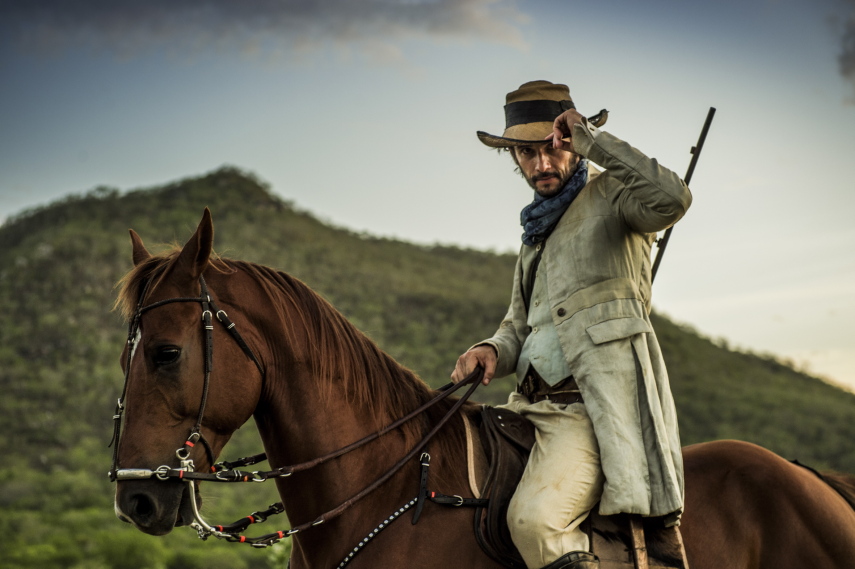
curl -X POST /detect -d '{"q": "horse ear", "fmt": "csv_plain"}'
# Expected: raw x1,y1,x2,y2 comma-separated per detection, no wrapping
175,208,214,280
129,229,151,266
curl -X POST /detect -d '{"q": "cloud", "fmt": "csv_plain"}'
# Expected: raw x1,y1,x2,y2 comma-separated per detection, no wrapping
0,0,528,60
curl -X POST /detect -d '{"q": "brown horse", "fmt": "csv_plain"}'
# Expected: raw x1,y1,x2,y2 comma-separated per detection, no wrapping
112,209,855,569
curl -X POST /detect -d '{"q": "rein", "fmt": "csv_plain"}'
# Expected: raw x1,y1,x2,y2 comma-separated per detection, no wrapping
110,275,483,550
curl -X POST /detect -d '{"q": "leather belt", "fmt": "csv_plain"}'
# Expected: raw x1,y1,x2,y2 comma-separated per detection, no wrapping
518,367,583,405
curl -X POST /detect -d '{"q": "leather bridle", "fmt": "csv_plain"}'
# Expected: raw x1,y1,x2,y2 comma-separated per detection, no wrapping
109,275,482,550
109,275,263,484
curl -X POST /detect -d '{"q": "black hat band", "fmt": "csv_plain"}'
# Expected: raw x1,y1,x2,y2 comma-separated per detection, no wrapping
504,99,576,129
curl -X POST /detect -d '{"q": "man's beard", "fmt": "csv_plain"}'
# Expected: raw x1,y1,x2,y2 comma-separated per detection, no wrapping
525,164,576,198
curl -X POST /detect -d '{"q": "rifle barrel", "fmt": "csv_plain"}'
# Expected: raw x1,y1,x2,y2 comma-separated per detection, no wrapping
651,106,716,283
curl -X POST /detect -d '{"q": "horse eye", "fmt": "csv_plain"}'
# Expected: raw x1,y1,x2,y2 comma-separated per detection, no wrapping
152,346,181,366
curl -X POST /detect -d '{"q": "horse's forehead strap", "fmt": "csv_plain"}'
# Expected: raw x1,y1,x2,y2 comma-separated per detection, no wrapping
135,274,208,316
136,296,204,318
128,277,263,375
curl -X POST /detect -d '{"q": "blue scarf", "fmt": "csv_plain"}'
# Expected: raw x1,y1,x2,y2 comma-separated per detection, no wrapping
520,159,588,246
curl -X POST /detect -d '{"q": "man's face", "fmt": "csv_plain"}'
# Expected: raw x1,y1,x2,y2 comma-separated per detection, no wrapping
513,144,580,198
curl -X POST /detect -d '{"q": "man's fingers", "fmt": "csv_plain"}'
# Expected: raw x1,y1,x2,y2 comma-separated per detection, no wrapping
479,354,497,386
546,130,564,150
451,345,497,384
550,109,584,149
451,354,474,383
450,361,466,383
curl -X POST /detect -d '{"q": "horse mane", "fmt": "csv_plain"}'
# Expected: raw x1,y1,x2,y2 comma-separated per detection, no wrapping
230,260,473,476
115,252,472,485
232,260,432,409
821,471,855,512
114,246,179,319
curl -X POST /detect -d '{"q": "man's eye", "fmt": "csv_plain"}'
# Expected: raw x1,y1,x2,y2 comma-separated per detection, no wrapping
153,346,181,366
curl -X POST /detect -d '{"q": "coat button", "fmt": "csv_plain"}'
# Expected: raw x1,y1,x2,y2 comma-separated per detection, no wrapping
557,308,566,317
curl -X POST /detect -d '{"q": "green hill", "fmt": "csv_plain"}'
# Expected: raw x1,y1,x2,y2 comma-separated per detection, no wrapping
2,166,854,569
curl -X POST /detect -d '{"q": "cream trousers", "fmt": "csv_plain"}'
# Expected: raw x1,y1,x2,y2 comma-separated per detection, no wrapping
500,392,605,569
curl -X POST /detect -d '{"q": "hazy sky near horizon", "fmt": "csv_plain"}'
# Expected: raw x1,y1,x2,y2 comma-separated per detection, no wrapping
2,0,855,390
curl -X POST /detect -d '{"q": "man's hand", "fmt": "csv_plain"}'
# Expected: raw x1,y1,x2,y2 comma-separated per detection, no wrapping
451,344,497,386
545,108,585,151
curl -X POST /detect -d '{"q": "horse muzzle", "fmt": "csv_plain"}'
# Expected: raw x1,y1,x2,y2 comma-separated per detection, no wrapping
115,479,200,536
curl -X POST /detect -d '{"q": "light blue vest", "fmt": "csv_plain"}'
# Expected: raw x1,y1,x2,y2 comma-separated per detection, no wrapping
515,245,573,386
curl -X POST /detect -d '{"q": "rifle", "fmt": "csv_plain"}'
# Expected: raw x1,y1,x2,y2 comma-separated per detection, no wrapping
651,106,716,283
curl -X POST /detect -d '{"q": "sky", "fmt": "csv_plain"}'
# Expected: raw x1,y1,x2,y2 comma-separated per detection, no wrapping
2,0,854,391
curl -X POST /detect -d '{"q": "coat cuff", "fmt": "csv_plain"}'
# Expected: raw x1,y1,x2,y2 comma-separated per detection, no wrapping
571,118,600,157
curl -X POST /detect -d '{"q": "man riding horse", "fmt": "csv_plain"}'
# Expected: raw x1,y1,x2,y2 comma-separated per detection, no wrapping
451,80,691,569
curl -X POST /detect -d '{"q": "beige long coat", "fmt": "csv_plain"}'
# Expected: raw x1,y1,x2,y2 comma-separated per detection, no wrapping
484,123,692,517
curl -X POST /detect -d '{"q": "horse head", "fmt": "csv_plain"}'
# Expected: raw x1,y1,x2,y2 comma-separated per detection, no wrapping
109,209,490,563
112,209,264,535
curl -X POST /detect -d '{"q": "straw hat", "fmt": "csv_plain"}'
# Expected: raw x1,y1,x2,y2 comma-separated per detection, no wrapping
477,80,607,148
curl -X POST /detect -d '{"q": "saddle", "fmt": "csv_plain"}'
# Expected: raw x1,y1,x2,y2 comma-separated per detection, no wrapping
471,406,687,569
475,405,536,569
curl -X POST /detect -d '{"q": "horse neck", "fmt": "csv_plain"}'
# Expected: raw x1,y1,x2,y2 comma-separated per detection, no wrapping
241,266,430,508
233,266,477,567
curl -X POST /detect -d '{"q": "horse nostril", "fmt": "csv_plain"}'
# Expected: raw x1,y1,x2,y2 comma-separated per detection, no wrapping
117,484,185,535
131,493,156,518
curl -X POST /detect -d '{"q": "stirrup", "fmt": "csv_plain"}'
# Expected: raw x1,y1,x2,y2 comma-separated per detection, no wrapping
629,515,690,569
628,516,649,569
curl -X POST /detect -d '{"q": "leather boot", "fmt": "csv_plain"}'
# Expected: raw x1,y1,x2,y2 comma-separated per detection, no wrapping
540,551,599,569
